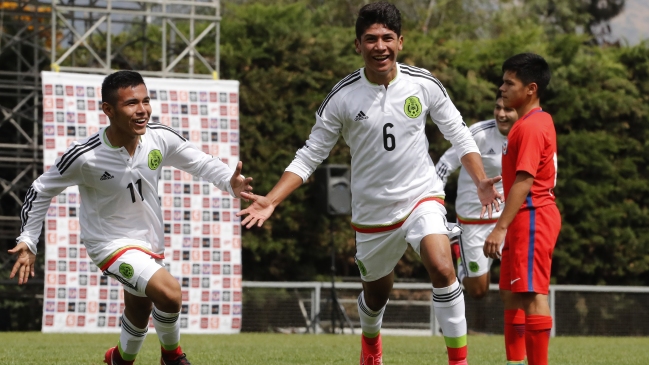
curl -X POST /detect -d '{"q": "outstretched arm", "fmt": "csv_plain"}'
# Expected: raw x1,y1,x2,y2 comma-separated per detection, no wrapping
8,242,36,285
460,152,503,218
484,171,533,259
236,171,302,228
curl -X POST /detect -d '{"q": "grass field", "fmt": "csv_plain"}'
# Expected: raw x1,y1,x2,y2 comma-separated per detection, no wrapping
1,332,648,364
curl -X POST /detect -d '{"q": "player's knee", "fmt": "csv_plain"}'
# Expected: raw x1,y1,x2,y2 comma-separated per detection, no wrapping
153,280,182,312
428,261,456,285
158,290,182,312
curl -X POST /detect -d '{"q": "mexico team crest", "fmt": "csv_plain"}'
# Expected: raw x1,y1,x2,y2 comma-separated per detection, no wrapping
119,263,134,279
148,149,163,170
404,96,422,118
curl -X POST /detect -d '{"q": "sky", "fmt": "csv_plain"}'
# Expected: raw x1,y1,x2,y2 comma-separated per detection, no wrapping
610,0,649,45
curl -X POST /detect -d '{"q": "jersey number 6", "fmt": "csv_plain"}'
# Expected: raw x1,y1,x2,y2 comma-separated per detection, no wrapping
383,123,395,151
127,179,144,203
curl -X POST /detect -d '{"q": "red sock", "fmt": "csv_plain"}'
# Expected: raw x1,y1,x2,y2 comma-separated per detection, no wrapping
447,346,467,364
525,315,552,365
113,348,134,365
504,309,526,363
362,334,380,346
161,346,183,361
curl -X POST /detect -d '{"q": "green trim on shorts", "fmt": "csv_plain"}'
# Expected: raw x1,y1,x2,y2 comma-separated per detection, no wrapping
444,334,467,348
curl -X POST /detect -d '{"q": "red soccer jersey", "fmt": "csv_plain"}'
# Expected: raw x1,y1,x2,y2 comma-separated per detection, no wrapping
502,107,557,209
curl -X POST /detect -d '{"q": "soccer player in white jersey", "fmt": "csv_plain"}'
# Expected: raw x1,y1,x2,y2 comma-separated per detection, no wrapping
237,3,502,365
8,71,253,365
436,91,517,299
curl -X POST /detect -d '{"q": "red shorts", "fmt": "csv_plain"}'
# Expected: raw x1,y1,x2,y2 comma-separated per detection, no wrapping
499,204,561,294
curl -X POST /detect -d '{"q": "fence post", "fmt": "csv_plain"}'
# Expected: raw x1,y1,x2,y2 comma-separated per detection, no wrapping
430,288,439,336
550,285,556,337
314,283,321,334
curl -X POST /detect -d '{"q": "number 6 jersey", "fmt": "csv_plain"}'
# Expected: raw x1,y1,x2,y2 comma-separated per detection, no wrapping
17,123,236,266
286,64,480,230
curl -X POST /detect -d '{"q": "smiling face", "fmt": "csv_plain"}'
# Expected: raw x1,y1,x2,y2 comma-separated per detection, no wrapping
101,84,151,145
355,23,403,86
493,97,518,136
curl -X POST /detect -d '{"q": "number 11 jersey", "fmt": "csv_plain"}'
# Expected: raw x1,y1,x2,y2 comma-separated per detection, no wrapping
18,123,236,266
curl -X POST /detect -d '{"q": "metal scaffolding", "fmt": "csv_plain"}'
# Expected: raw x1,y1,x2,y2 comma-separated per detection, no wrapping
0,0,221,277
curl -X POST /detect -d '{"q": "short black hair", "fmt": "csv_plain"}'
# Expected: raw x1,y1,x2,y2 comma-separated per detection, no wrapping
502,53,551,99
101,70,146,106
355,2,401,40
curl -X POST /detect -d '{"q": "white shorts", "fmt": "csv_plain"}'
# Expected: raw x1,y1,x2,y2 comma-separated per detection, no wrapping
457,222,501,277
102,249,165,297
354,200,452,282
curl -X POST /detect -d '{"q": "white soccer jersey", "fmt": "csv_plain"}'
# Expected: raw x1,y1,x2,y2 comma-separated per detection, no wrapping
436,119,506,221
18,123,236,266
286,63,479,230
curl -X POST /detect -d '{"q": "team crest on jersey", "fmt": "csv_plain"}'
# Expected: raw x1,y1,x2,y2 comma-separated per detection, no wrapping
502,140,508,155
404,96,422,118
148,149,163,170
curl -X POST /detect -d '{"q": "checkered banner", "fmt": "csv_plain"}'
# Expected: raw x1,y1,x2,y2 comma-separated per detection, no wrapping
40,71,242,333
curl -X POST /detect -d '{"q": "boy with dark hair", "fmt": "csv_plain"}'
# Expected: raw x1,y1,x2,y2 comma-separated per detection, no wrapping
238,2,503,364
484,53,560,365
9,70,253,365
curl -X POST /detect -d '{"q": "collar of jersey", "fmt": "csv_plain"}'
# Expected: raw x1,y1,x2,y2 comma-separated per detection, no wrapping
361,63,401,87
102,127,144,149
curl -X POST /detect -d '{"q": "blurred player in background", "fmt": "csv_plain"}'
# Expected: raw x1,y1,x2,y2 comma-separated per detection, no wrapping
436,91,517,299
237,2,502,364
484,53,560,365
9,71,253,365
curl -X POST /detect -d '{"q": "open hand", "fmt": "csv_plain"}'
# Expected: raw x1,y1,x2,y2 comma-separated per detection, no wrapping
230,161,253,199
9,242,36,285
236,192,275,228
478,176,504,219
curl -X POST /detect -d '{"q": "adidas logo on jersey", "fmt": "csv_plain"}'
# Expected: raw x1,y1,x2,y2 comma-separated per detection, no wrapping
484,148,496,155
100,171,114,181
354,111,369,121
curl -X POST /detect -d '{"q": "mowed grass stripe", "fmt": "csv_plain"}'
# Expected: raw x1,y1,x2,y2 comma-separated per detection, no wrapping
0,332,648,364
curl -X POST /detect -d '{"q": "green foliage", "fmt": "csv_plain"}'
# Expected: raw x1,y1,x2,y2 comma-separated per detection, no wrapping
218,2,649,285
219,3,361,280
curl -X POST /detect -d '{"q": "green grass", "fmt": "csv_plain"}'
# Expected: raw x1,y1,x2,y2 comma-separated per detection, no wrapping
1,332,648,364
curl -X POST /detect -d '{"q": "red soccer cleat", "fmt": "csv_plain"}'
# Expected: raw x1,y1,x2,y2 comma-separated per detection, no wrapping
104,346,134,365
160,346,192,365
360,334,383,365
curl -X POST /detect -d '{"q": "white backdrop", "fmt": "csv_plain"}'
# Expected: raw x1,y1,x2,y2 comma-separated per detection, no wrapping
40,71,242,333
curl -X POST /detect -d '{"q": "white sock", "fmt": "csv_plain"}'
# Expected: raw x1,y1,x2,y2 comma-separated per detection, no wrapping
432,280,467,338
357,291,387,337
152,306,181,350
119,315,148,361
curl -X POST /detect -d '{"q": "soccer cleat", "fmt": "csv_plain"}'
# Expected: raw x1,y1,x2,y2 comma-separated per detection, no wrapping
104,346,134,365
160,347,191,365
360,334,383,365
